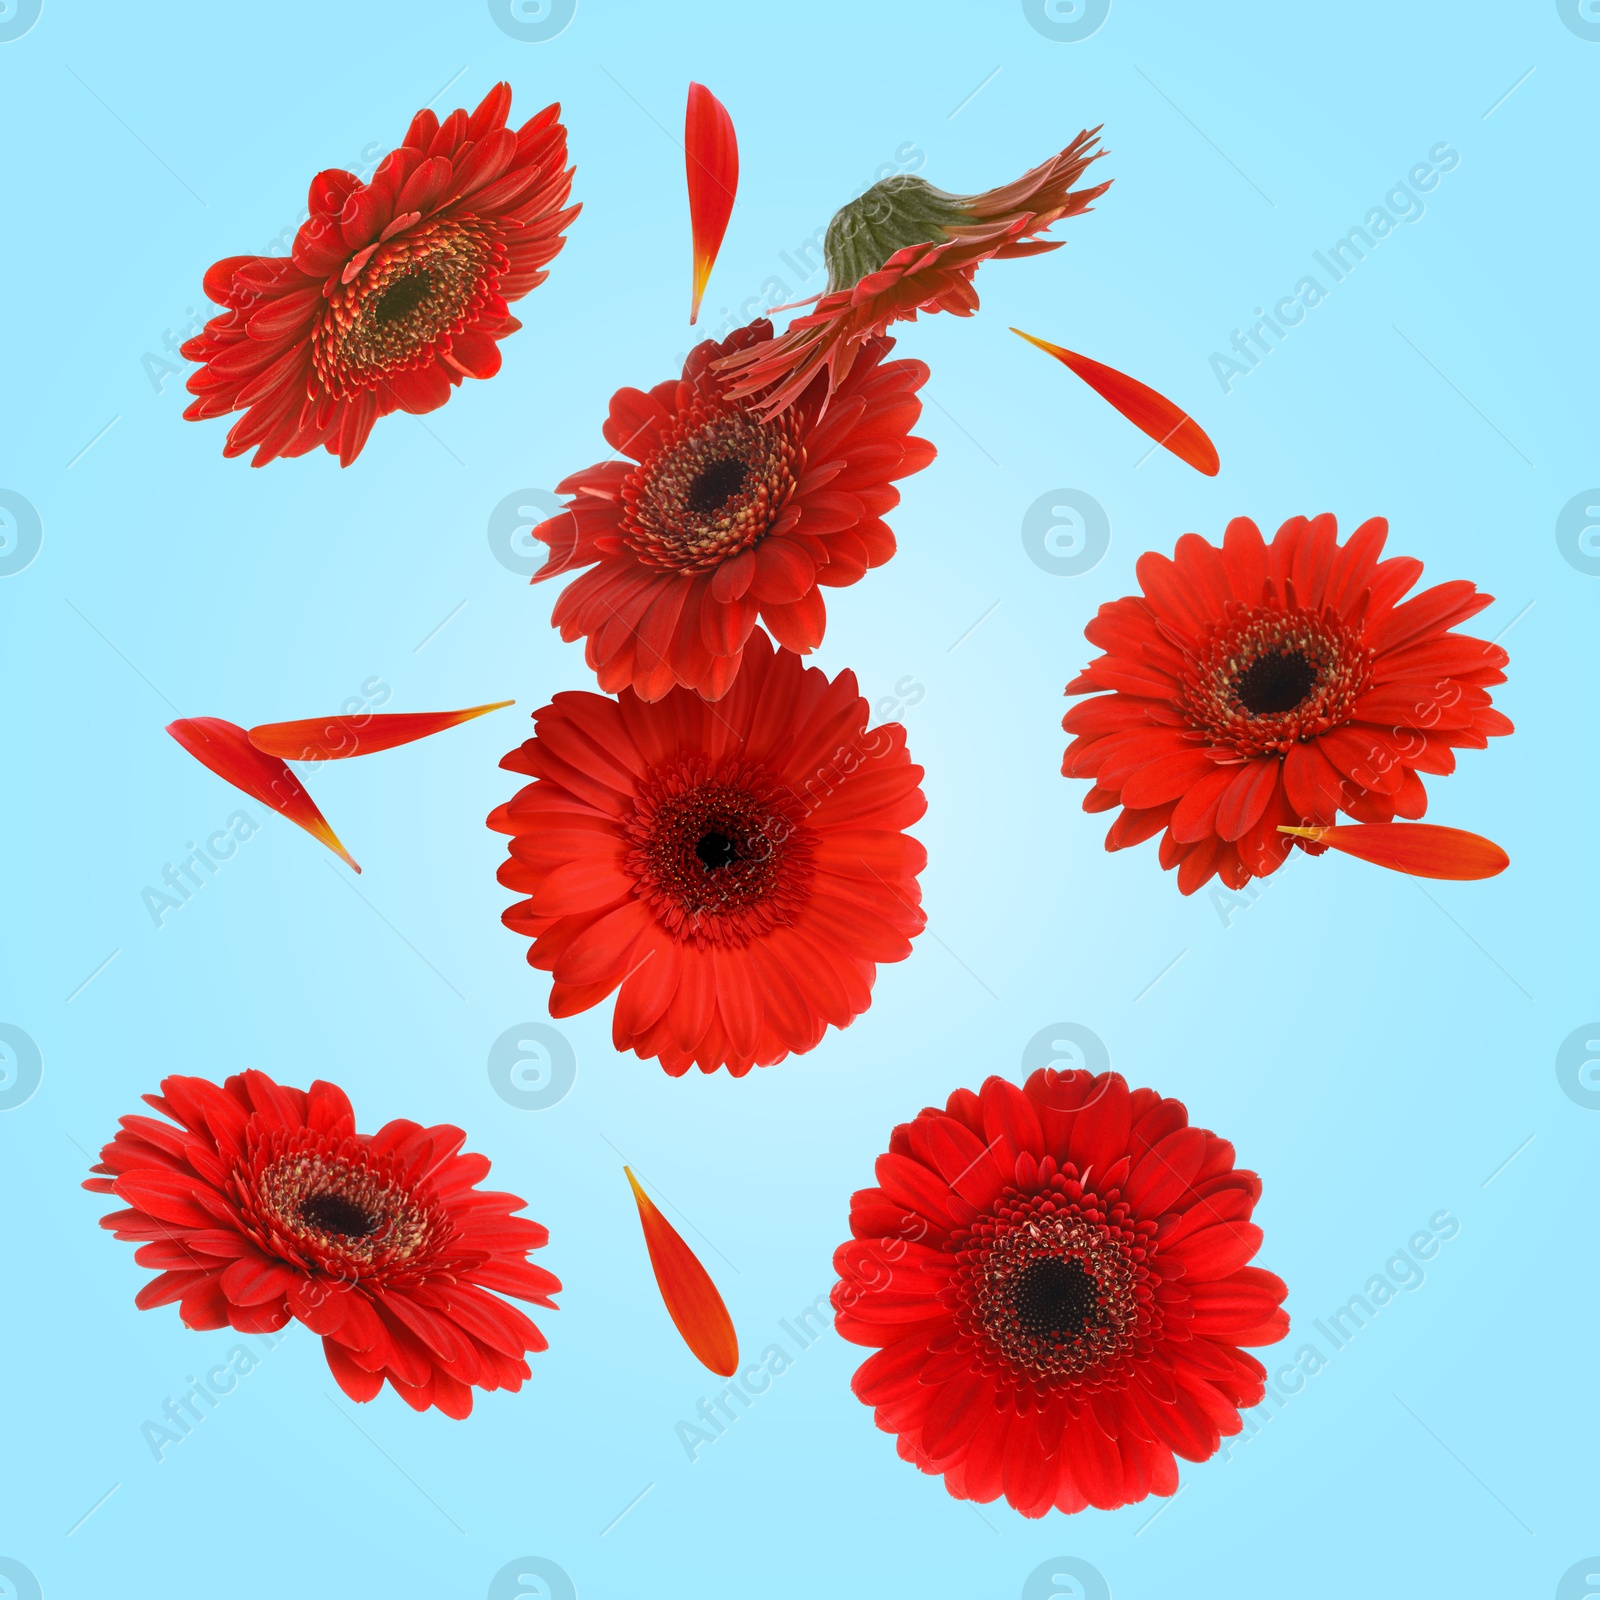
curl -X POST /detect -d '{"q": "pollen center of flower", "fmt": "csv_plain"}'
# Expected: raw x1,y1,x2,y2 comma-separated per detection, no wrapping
694,829,739,870
1233,649,1319,715
298,1191,380,1238
952,1183,1157,1391
687,457,750,516
626,759,815,946
372,268,436,327
312,218,502,400
1012,1255,1098,1341
1180,604,1373,758
245,1136,446,1280
623,400,802,574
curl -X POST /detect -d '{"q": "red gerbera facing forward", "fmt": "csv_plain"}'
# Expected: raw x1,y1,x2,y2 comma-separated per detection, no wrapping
716,132,1109,418
532,318,932,702
832,1069,1288,1516
1064,514,1513,893
489,634,927,1076
183,83,578,466
86,1069,558,1418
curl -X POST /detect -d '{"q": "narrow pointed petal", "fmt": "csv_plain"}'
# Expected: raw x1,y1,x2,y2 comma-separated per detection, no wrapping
167,718,360,871
1012,328,1220,475
1279,823,1507,880
685,83,738,325
624,1166,738,1376
248,701,514,761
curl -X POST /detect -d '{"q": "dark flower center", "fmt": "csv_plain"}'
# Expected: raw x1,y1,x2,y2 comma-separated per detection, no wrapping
626,760,815,946
1233,649,1319,715
623,399,801,574
298,1191,380,1238
372,268,435,326
1011,1255,1098,1341
250,1139,445,1278
311,217,500,399
1179,603,1373,758
954,1184,1156,1390
695,829,739,870
686,457,750,516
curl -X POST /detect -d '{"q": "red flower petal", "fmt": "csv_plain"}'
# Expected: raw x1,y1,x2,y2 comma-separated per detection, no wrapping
685,82,738,324
166,717,359,872
624,1166,738,1376
1012,327,1220,475
247,700,514,761
1279,822,1508,880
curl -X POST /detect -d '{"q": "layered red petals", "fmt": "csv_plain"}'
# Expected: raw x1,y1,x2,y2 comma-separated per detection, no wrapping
1064,514,1512,893
168,717,359,871
1013,329,1220,475
717,131,1109,419
489,634,927,1076
685,82,738,324
531,317,931,701
183,83,578,465
831,1070,1287,1516
248,700,514,761
625,1166,738,1375
86,1069,557,1417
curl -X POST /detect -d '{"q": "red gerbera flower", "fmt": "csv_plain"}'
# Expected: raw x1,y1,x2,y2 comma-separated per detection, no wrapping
183,82,578,466
531,318,932,702
86,1069,558,1419
716,132,1109,418
488,634,927,1076
831,1068,1289,1516
1063,513,1514,894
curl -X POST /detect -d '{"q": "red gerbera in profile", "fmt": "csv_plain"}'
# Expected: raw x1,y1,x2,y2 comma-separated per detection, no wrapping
183,83,577,466
488,634,926,1076
1063,513,1513,893
832,1069,1288,1516
716,132,1108,418
86,1069,558,1418
532,318,932,702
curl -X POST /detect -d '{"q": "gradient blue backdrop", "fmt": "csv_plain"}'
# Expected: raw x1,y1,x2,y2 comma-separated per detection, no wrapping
2,2,1595,1596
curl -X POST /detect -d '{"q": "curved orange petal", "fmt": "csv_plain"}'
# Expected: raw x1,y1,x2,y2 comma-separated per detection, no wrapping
686,83,738,325
1012,327,1220,476
624,1166,738,1376
166,717,359,871
1279,823,1507,880
247,700,514,761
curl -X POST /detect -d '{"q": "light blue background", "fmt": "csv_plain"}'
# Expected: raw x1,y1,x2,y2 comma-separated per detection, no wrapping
1,2,1595,1596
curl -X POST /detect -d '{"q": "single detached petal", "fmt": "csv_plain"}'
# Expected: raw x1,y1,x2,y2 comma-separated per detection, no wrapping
167,717,359,871
1279,822,1508,879
624,1166,738,1376
248,700,514,761
685,82,738,324
1012,328,1220,476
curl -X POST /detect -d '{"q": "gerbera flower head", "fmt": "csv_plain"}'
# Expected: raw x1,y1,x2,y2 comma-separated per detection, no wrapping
488,634,927,1076
532,317,933,701
715,132,1109,418
1063,513,1513,894
832,1068,1289,1516
86,1069,558,1418
183,83,578,466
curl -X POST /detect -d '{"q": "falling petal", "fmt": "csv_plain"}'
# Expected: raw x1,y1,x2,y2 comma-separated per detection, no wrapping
248,700,514,762
1012,327,1220,476
1278,823,1508,880
167,717,359,872
624,1166,738,1376
685,82,738,325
